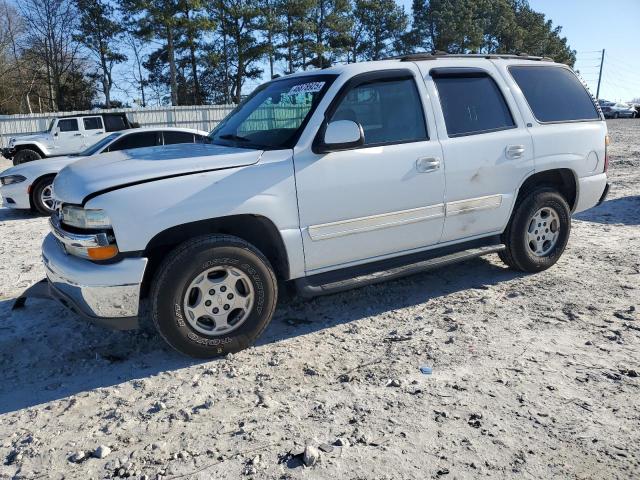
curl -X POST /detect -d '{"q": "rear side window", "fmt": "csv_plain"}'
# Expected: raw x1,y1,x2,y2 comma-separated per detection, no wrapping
329,77,428,146
58,119,79,132
509,66,599,123
83,117,103,130
104,115,128,132
163,131,195,145
433,72,515,137
108,131,158,151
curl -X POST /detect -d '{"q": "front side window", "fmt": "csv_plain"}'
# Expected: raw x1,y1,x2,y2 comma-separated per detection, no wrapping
58,119,79,132
163,131,195,145
329,76,428,146
509,66,600,123
83,117,103,130
210,75,336,150
433,71,515,137
108,131,158,151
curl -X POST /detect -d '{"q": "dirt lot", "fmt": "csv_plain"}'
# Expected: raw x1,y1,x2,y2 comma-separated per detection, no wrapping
0,120,638,480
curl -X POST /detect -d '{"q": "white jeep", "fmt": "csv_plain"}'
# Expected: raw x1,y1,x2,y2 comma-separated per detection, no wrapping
18,54,610,358
2,113,136,165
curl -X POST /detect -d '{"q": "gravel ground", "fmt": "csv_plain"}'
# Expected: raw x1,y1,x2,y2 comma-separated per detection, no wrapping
0,120,638,480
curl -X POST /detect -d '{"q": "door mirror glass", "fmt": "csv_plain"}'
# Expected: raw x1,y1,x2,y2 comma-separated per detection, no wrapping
321,120,364,152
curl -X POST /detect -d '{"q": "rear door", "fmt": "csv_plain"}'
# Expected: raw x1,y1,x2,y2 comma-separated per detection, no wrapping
82,116,106,147
421,63,534,242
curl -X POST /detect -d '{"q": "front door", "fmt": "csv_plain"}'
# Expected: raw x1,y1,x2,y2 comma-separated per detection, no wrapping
54,118,86,155
294,68,446,273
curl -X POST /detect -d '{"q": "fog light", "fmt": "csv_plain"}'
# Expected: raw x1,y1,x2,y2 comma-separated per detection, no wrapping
87,245,119,260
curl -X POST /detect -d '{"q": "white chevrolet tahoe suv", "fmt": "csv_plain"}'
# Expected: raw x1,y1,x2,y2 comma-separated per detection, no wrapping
19,54,610,358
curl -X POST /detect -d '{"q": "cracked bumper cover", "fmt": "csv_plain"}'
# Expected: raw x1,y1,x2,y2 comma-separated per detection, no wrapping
16,234,148,330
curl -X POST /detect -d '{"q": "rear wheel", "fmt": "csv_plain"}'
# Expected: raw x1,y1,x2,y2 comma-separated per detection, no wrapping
150,235,278,358
499,188,571,272
13,148,41,166
31,176,56,215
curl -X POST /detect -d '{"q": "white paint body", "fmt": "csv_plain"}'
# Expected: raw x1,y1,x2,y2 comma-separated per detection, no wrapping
47,57,609,292
0,128,207,210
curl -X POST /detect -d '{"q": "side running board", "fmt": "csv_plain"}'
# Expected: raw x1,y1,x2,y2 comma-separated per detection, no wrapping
295,242,505,298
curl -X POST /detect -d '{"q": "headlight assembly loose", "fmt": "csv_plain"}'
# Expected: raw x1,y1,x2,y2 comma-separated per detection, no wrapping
0,175,27,186
61,205,112,229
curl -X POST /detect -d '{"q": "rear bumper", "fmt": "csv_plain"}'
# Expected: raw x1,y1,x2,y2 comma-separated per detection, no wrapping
37,233,147,329
574,173,608,214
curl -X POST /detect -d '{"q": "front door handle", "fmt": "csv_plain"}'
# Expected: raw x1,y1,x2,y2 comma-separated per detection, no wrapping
416,157,441,173
506,145,525,159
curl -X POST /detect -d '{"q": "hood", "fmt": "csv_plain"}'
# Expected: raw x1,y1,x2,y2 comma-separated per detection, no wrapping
13,132,51,143
1,155,77,179
53,143,263,205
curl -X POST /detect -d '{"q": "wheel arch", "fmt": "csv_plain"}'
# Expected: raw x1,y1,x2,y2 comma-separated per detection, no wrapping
14,143,46,158
142,214,291,293
514,168,578,213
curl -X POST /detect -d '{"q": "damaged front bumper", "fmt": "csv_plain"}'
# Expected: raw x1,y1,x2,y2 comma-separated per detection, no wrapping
14,234,147,330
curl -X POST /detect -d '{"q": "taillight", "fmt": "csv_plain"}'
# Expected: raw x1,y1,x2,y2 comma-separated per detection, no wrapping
604,135,610,173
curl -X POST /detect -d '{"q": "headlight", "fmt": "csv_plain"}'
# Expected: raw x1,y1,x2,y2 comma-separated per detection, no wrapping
0,175,27,186
61,205,112,229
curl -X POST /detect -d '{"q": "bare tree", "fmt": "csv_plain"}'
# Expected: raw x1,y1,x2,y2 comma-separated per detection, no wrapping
18,0,83,110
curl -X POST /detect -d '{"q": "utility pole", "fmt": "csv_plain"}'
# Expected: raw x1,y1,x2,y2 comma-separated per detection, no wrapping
596,49,605,99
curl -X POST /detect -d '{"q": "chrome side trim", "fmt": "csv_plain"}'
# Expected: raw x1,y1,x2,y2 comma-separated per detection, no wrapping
308,204,445,241
446,194,503,216
49,215,110,248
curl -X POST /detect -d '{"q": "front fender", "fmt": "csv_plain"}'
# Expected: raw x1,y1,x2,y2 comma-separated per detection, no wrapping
15,141,52,157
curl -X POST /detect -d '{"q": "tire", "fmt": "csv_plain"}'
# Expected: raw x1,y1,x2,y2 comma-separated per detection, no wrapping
150,235,278,358
499,187,571,273
13,148,42,165
31,175,56,215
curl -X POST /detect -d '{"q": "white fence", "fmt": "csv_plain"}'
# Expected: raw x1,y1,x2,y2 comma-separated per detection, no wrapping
0,105,236,149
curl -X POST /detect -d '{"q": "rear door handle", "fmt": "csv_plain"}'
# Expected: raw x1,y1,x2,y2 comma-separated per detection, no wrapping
506,145,525,159
416,157,441,173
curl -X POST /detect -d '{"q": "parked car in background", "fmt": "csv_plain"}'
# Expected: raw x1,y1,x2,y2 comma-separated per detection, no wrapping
0,127,209,214
19,54,610,358
601,102,637,118
1,112,139,165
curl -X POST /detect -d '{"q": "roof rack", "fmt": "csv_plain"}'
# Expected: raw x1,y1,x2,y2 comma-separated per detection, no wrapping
387,52,554,62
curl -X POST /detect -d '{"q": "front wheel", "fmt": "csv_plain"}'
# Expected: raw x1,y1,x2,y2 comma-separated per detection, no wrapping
31,176,56,215
13,148,42,165
499,188,571,272
150,235,278,358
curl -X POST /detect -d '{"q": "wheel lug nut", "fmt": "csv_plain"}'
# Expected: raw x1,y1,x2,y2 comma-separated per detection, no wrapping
227,293,234,299
205,300,212,307
213,307,219,314
220,286,227,292
223,304,230,310
209,289,215,295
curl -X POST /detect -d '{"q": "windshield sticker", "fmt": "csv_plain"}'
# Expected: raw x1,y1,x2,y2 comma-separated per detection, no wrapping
288,82,325,95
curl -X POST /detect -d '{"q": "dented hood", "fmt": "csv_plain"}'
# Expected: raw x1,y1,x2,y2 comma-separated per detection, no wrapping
53,143,263,205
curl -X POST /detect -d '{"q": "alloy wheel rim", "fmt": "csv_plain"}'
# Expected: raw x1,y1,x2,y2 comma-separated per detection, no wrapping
40,184,55,212
182,265,255,336
526,207,560,257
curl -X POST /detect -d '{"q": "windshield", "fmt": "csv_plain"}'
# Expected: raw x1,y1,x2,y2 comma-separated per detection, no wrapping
209,74,336,150
76,132,122,156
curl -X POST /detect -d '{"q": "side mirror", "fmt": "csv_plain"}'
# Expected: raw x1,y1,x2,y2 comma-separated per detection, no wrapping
318,120,364,153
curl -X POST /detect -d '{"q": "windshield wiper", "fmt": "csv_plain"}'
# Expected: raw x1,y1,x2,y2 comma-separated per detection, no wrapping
217,133,250,142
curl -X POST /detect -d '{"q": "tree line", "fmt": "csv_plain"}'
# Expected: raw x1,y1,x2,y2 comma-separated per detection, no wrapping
0,0,576,114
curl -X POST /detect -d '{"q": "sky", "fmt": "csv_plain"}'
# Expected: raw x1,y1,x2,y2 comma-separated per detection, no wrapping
396,0,640,102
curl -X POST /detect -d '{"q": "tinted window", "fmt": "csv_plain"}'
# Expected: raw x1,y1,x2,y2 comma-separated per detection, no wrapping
83,117,103,130
104,115,128,132
329,77,427,145
108,131,158,151
195,134,211,144
58,119,79,132
433,74,515,137
509,66,599,122
163,131,195,145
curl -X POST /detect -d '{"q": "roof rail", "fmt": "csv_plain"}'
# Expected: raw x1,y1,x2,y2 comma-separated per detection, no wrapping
387,52,554,62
